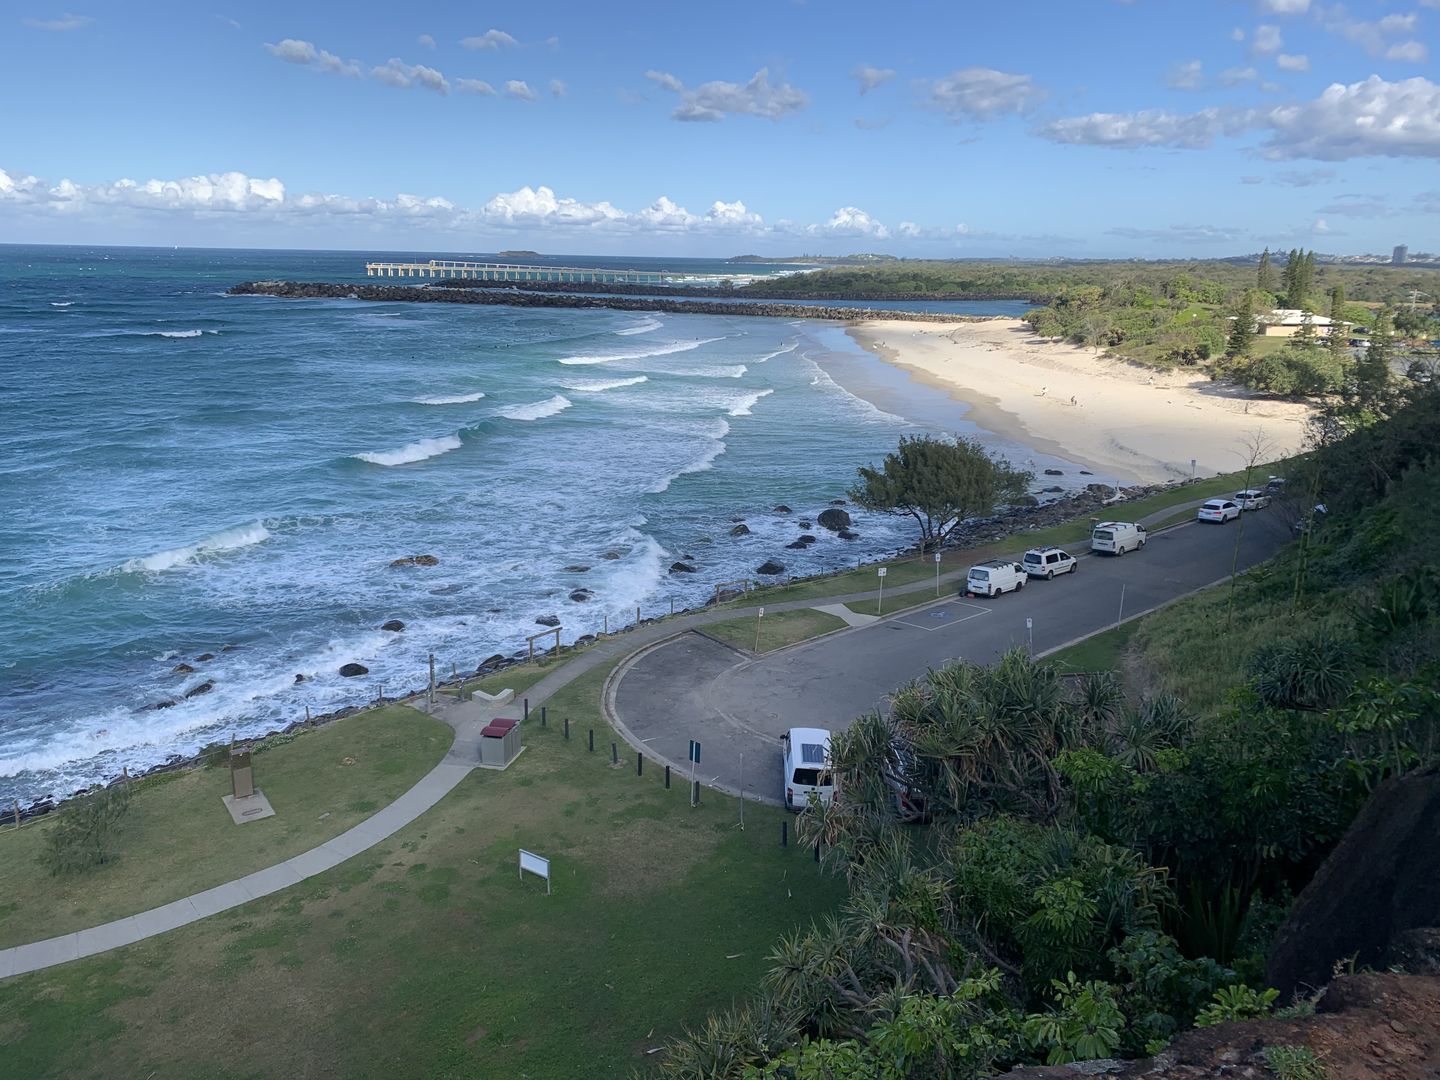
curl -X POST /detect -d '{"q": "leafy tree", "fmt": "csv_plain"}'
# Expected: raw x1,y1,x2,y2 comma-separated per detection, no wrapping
1224,304,1254,360
1021,973,1126,1065
40,784,132,876
1257,248,1275,295
1326,284,1349,365
1355,307,1393,408
851,436,1032,553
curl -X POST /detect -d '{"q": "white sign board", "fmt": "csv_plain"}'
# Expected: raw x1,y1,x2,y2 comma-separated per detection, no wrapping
934,553,941,563
519,848,551,895
877,567,887,578
1026,617,1033,629
758,606,765,618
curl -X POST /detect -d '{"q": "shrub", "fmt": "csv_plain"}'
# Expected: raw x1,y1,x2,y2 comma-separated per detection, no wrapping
39,784,133,876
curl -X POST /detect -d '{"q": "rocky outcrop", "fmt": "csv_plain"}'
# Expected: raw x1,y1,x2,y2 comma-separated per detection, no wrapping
390,554,439,568
535,614,560,627
1086,483,1118,498
381,619,405,632
669,561,698,574
195,653,215,662
171,662,196,675
817,508,851,532
756,560,786,575
561,564,589,573
184,680,214,698
773,505,792,514
339,663,370,677
729,523,751,537
477,653,506,671
569,589,593,602
1268,765,1440,1000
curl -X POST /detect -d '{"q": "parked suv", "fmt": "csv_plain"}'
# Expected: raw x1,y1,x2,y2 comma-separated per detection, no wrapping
782,727,834,811
966,560,1027,596
1197,498,1241,524
1090,521,1147,555
1234,489,1271,510
1022,546,1077,579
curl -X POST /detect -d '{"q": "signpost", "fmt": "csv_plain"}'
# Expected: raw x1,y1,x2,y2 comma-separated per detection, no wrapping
1190,458,1197,480
1026,616,1034,655
689,739,702,807
519,848,551,895
934,551,942,597
876,566,887,615
755,605,765,652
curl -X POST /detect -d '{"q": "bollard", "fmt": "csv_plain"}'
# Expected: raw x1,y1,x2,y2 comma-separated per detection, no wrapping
588,729,594,752
781,820,788,847
636,605,641,626
664,764,671,789
636,752,643,776
523,697,530,722
541,705,547,728
564,717,570,741
611,741,618,765
670,597,675,616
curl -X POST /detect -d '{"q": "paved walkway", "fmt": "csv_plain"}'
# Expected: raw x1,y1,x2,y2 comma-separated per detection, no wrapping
0,495,1222,980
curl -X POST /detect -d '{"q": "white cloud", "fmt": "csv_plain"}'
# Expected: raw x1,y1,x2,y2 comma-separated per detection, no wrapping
1276,53,1309,71
1274,167,1336,186
457,79,496,96
549,78,567,98
648,68,809,122
1036,107,1249,149
371,58,449,94
1165,60,1204,90
923,67,1045,120
1258,0,1308,13
1312,217,1330,233
1314,194,1391,217
460,29,517,50
21,12,90,30
811,206,889,239
853,64,896,94
1386,41,1429,63
1252,24,1284,53
1320,11,1419,55
1261,75,1440,160
418,34,435,49
505,80,537,101
264,38,361,77
1231,26,1247,42
1221,66,1259,85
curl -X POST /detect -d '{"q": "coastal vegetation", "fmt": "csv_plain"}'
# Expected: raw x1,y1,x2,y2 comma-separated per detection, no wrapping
657,376,1440,1077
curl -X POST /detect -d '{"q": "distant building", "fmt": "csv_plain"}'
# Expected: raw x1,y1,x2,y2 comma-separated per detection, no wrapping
1256,309,1346,338
1393,245,1408,265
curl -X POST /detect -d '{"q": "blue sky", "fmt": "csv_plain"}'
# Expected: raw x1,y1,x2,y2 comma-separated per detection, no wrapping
1,0,1436,256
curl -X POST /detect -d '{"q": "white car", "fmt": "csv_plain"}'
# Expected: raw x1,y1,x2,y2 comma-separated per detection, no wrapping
1091,521,1147,555
782,727,834,811
1234,489,1272,511
1197,498,1241,523
1022,546,1077,579
966,560,1027,596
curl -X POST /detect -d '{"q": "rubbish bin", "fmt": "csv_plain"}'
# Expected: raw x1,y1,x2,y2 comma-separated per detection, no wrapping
480,718,521,766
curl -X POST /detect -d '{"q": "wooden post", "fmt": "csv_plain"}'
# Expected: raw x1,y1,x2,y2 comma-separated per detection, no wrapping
603,613,608,635
428,653,436,706
670,597,675,616
12,800,20,829
636,605,641,626
305,704,311,723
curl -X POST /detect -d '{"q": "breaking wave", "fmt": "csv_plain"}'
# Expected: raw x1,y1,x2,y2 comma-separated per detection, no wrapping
615,317,663,336
414,391,486,405
498,394,572,421
353,434,463,466
557,337,724,366
557,376,649,393
728,389,774,416
121,523,271,574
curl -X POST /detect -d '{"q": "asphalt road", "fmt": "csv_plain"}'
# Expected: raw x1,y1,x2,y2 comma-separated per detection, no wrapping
610,512,1294,806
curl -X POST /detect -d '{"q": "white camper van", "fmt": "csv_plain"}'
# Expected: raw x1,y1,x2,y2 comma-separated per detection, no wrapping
782,727,834,811
1090,521,1147,555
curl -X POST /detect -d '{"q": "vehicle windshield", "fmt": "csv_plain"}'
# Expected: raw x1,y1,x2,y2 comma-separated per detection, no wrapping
971,569,989,580
792,768,831,787
1024,553,1041,564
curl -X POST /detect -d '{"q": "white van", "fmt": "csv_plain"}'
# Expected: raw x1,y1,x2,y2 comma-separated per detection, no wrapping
966,560,1027,596
782,727,834,810
1090,521,1147,555
1022,546,1078,579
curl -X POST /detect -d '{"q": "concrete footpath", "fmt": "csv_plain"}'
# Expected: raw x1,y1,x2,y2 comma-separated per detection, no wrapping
0,496,1232,979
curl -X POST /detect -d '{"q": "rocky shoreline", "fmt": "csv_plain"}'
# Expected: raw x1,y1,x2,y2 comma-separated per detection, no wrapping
226,280,973,323
5,475,1182,824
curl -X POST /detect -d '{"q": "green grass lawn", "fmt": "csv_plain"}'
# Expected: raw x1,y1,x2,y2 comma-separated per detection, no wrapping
442,658,559,700
0,666,847,1080
844,587,950,618
1044,620,1144,674
0,705,452,950
704,608,848,653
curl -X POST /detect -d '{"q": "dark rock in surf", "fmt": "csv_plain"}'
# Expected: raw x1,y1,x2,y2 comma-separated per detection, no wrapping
798,534,817,544
390,554,439,568
478,654,506,672
339,663,369,677
148,700,177,711
817,508,851,532
838,529,860,540
729,523,751,537
294,674,307,684
773,505,792,514
830,499,847,506
184,680,215,699
171,663,196,675
756,560,786,576
1044,469,1064,476
195,653,215,662
669,562,698,574
570,590,593,602
535,614,561,628
561,565,589,573
381,620,405,632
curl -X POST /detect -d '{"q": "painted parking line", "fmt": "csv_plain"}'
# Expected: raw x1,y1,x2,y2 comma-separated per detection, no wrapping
891,600,992,633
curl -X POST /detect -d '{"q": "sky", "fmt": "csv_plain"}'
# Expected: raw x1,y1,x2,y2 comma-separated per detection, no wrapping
1,0,1437,258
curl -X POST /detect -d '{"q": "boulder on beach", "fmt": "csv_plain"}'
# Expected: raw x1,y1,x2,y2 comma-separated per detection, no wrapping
1044,469,1064,476
195,653,215,662
390,554,440,568
785,540,808,550
838,529,860,540
184,680,215,699
1086,483,1118,498
600,550,623,561
570,589,593,602
817,508,851,532
756,560,786,576
1016,495,1040,507
729,523,751,537
171,662,196,675
339,663,370,678
561,564,589,573
381,619,405,632
478,653,506,672
148,699,177,711
773,505,792,514
535,614,561,627
669,561,698,574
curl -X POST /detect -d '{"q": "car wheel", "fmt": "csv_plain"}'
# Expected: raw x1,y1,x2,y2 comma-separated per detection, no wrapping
1116,544,1126,556
1046,570,1054,580
1017,578,1025,591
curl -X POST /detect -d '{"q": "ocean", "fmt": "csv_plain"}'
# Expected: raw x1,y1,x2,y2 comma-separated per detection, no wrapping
0,245,1068,804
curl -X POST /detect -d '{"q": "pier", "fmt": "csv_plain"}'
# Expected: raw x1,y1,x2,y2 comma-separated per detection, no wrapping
364,260,676,285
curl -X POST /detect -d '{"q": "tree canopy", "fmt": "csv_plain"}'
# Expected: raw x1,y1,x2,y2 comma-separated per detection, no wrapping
850,435,1032,552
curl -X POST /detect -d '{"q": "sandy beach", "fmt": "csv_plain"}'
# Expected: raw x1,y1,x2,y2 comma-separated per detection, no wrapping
849,319,1314,485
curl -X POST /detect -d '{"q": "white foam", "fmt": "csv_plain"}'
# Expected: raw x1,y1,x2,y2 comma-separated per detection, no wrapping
122,522,271,574
499,394,573,421
647,423,729,493
690,364,748,379
754,341,798,363
557,376,648,393
51,301,74,308
728,389,774,416
353,434,463,466
557,336,724,366
615,316,663,336
414,391,486,405
144,329,214,338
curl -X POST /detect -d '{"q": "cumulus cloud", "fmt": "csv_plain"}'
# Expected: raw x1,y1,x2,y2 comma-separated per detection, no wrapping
1320,10,1419,55
457,79,496,96
418,34,435,49
505,80,537,101
264,38,361,77
549,78,567,98
460,29,517,50
21,12,90,30
647,68,809,122
1276,53,1310,71
923,67,1045,120
1261,75,1440,159
855,116,891,130
810,206,890,239
1036,107,1249,149
1165,60,1205,90
1258,0,1308,13
371,58,449,94
853,64,895,94
1252,24,1284,53
1221,66,1259,85
1387,41,1429,63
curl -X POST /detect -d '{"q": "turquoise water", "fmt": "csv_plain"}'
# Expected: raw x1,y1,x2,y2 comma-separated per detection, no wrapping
0,245,1067,803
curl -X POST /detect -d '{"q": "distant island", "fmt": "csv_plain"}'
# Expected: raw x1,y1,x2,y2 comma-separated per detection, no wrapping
496,250,540,259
